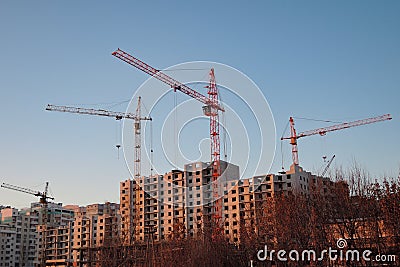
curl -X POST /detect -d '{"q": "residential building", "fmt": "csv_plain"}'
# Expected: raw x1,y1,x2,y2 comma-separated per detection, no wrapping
70,202,120,266
120,161,240,242
0,207,40,267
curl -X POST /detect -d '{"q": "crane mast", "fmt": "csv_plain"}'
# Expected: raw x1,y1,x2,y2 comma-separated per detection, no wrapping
112,48,225,235
134,97,142,181
204,69,222,224
1,182,54,267
281,114,392,166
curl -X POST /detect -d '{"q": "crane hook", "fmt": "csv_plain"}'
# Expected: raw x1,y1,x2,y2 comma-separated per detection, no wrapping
116,144,121,159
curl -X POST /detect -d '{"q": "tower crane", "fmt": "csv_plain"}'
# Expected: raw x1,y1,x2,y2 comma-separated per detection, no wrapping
46,97,152,180
1,182,54,267
281,114,392,166
321,155,335,177
112,48,225,235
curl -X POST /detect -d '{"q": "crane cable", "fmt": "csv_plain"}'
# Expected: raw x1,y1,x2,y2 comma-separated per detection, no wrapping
150,120,154,176
115,120,122,159
292,116,343,124
174,92,178,168
141,101,153,176
280,120,290,171
217,85,228,161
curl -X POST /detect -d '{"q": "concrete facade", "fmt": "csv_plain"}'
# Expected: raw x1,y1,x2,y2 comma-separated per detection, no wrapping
119,162,329,244
70,202,120,266
0,207,40,267
120,161,242,243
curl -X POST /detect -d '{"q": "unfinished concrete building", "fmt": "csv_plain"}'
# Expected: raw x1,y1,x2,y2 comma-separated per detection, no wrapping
70,202,120,265
120,161,240,243
119,161,331,244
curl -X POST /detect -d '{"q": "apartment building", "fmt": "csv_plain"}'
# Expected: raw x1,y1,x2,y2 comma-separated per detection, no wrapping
31,202,74,227
44,223,73,267
0,223,17,267
35,203,75,267
120,162,333,245
70,202,120,266
121,170,186,242
0,207,40,267
120,161,240,243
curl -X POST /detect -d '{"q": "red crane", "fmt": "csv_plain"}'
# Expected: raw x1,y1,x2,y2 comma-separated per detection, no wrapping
112,48,225,232
281,114,392,166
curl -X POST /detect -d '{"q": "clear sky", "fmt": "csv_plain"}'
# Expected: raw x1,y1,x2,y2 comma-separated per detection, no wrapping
0,1,399,209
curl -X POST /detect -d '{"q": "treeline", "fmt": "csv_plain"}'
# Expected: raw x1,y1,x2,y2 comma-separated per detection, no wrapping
95,166,399,267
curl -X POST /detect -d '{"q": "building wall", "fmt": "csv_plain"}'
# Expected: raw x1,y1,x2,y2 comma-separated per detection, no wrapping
120,161,241,243
0,224,17,267
0,207,40,267
70,202,120,266
45,223,73,267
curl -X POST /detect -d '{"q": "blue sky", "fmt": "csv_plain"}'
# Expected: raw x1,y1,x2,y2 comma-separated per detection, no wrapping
0,1,399,208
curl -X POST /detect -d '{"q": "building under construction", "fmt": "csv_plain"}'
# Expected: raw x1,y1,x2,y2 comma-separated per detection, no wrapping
119,161,330,245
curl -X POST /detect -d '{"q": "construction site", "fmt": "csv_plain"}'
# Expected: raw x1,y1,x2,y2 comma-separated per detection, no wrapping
1,45,398,267
3,2,400,266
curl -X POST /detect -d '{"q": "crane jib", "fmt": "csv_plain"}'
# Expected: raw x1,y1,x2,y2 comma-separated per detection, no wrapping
112,49,224,112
